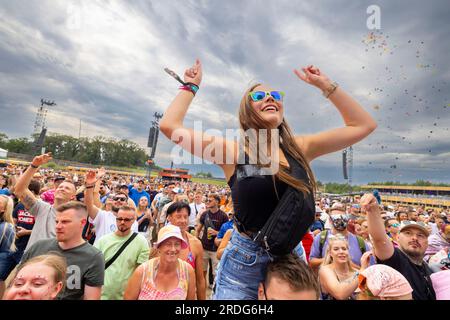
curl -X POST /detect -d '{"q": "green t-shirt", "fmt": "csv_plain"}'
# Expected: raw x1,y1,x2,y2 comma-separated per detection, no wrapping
95,232,150,300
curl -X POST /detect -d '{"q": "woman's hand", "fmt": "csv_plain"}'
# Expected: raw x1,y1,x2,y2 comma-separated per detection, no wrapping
359,194,380,216
293,65,332,91
31,152,53,167
184,59,202,87
360,251,373,271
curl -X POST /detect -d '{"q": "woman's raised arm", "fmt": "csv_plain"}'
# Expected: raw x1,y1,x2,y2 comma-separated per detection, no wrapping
159,59,237,174
293,66,377,162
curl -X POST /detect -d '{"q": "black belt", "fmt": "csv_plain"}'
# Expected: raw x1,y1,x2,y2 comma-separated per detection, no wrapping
234,217,259,240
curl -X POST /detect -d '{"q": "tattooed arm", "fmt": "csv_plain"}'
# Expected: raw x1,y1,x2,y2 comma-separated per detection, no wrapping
14,167,38,210
15,154,52,210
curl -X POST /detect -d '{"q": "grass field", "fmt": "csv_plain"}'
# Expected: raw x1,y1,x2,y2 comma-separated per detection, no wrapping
191,177,227,187
4,157,227,186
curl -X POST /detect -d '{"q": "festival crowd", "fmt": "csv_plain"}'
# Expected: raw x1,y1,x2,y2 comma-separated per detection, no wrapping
0,159,449,301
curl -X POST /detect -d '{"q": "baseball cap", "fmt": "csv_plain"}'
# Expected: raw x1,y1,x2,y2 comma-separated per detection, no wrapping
155,225,188,249
119,184,128,189
54,176,65,182
399,221,430,236
331,202,346,212
172,187,183,194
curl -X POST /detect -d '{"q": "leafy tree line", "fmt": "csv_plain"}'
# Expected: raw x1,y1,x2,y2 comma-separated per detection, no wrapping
323,182,363,194
195,172,213,178
0,132,151,168
368,180,450,187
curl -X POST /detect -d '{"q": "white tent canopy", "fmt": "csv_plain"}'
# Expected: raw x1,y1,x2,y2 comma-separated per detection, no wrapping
0,148,8,158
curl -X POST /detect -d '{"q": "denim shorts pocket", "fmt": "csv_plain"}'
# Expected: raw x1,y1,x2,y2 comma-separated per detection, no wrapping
227,246,258,267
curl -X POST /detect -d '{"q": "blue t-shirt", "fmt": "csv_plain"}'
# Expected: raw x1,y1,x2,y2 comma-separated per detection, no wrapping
128,185,150,207
12,203,35,252
310,220,324,232
217,219,234,239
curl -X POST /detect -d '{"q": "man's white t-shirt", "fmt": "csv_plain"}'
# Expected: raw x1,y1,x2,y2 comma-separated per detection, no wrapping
189,202,206,228
89,209,138,245
153,193,164,207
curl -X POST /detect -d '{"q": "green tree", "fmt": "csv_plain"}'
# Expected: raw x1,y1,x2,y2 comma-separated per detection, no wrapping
0,133,8,149
5,137,32,154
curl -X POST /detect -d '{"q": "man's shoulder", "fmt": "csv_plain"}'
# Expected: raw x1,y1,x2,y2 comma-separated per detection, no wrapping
135,233,150,247
96,209,112,218
377,246,403,264
76,241,103,257
27,238,59,254
95,232,115,247
31,199,53,211
188,233,203,249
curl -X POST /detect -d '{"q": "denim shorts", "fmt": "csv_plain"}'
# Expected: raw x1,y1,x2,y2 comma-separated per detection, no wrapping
212,230,273,300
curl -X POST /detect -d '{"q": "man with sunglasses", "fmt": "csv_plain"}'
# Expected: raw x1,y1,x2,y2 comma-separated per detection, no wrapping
94,206,149,300
362,193,436,300
84,171,138,245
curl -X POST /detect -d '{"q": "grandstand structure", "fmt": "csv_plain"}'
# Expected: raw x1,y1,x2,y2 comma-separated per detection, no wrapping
360,185,450,209
158,168,192,181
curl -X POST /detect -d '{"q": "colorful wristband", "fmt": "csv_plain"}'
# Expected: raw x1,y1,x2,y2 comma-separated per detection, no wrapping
179,83,199,96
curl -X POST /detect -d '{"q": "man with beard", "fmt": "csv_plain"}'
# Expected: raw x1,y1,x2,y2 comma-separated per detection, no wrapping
361,193,436,300
14,153,77,251
84,170,138,244
94,206,149,300
309,202,373,270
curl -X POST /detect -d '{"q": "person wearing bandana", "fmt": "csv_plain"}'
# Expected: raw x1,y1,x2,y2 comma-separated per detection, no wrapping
309,203,374,271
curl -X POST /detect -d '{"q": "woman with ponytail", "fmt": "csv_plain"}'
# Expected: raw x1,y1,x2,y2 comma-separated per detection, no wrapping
160,59,376,299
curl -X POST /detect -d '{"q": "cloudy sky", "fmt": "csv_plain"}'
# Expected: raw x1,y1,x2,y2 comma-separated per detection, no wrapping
0,0,449,184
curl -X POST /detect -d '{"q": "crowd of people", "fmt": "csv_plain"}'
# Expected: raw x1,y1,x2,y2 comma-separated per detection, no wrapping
1,159,449,300
1,60,449,301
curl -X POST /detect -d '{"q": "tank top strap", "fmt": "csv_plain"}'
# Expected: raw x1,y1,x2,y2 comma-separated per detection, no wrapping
147,258,158,286
185,238,196,269
177,259,190,292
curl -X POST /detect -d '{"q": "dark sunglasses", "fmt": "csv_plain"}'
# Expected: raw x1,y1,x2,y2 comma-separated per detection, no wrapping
248,91,284,102
113,197,127,201
116,217,134,222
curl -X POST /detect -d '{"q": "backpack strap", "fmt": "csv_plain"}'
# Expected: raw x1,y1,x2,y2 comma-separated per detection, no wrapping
319,230,328,256
356,236,366,255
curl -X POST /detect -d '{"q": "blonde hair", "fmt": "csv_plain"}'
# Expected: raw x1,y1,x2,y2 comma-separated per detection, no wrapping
239,84,317,196
137,196,149,211
11,253,67,291
321,236,355,272
0,195,16,252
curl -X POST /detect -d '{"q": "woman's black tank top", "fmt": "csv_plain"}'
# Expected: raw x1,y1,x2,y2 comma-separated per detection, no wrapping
228,163,289,233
